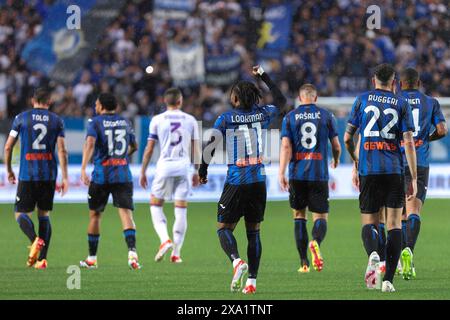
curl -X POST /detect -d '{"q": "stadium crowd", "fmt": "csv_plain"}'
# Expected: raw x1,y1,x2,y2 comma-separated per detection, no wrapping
0,0,449,122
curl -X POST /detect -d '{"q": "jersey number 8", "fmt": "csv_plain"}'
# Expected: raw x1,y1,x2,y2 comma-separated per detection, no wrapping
300,122,317,149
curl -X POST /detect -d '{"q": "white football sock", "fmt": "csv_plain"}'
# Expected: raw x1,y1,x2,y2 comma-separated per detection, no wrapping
232,258,242,268
172,206,187,256
246,278,256,287
150,205,170,244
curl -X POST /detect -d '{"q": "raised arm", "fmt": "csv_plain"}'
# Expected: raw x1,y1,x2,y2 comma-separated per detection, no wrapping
253,66,287,113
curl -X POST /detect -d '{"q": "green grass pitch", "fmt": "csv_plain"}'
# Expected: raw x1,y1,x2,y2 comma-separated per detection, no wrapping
0,200,449,300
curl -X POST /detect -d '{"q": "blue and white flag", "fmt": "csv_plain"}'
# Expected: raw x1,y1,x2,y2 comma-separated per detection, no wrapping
21,0,125,84
168,41,205,87
205,52,241,86
257,3,292,52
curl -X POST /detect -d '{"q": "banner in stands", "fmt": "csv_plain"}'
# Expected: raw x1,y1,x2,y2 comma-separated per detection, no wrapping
256,3,292,52
21,0,126,84
0,165,449,203
205,52,241,86
168,41,205,87
153,0,196,19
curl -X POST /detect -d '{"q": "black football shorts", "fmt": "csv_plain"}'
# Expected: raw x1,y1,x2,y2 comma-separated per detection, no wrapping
359,174,405,213
15,180,56,213
289,180,329,213
405,166,429,204
88,182,134,212
217,182,267,224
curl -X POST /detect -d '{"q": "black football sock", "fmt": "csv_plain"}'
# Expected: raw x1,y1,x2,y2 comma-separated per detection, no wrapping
378,223,387,261
246,230,262,279
294,218,309,264
401,220,407,249
312,218,327,246
384,229,402,283
361,224,379,257
406,214,421,252
17,213,37,243
123,229,136,252
217,228,240,261
38,216,52,260
88,234,100,256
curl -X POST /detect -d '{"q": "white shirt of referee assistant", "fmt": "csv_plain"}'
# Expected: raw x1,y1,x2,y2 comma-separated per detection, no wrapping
148,109,199,177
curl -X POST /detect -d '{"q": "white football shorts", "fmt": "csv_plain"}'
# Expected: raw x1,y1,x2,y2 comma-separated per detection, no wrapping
151,174,190,201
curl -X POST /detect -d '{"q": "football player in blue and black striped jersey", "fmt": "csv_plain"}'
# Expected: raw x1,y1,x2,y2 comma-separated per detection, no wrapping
397,68,447,280
4,87,69,269
344,64,418,292
80,93,140,270
199,66,286,294
279,84,341,273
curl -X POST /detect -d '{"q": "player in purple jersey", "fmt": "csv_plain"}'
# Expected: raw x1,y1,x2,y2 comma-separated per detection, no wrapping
4,88,69,269
140,88,201,264
199,66,287,294
80,93,140,270
279,84,341,274
397,68,448,280
344,64,418,292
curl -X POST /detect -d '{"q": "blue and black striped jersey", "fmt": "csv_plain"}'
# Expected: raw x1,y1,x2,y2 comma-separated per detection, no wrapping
399,89,446,168
281,104,338,181
86,114,135,184
213,104,279,185
348,89,414,176
10,109,65,181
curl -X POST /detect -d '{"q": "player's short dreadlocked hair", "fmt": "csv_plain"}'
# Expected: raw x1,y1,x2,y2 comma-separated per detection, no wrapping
373,63,396,86
400,67,419,88
230,81,262,110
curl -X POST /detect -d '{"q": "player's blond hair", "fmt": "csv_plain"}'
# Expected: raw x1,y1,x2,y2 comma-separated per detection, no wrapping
299,84,317,99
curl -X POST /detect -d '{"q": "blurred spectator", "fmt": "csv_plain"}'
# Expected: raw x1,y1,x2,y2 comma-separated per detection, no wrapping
0,0,449,122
